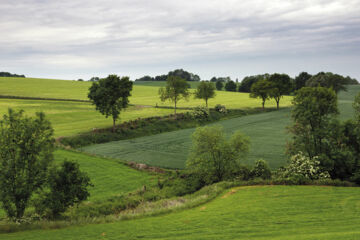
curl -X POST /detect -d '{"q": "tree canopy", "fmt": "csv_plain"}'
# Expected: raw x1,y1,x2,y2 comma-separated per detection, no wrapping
88,74,133,132
238,74,269,93
250,79,274,110
224,80,237,92
194,81,216,107
294,72,312,91
158,76,190,114
0,109,54,219
306,72,348,94
268,73,293,109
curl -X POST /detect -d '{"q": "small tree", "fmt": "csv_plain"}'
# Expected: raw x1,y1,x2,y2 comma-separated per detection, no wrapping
251,159,272,179
158,76,190,115
88,75,133,132
215,80,223,90
0,109,54,219
36,161,93,218
250,79,274,110
194,81,216,107
186,125,250,184
224,80,237,92
268,73,293,109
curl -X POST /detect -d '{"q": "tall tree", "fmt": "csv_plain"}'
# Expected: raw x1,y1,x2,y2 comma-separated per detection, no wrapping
306,72,348,94
194,81,216,107
250,79,274,110
224,80,237,92
88,75,133,132
0,109,54,219
238,74,269,93
268,73,293,109
215,80,223,90
288,87,338,170
159,76,190,115
294,72,312,90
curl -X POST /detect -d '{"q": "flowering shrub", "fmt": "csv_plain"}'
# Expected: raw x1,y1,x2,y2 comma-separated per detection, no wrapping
214,104,227,114
281,152,330,180
190,106,210,120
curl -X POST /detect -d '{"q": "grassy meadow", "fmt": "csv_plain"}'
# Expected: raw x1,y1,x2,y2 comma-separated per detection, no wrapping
0,77,292,109
81,85,360,169
3,186,360,240
0,98,182,137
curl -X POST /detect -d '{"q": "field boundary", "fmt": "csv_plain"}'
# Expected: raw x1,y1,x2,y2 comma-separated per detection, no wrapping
0,95,90,103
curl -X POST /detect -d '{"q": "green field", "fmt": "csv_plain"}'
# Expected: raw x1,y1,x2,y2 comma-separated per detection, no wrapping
0,98,182,137
3,186,360,240
0,77,292,109
81,85,360,169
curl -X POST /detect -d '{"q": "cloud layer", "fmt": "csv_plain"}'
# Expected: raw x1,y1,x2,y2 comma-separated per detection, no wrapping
1,0,359,80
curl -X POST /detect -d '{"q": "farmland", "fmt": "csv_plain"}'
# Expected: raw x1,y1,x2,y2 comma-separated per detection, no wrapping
81,85,360,169
0,77,292,109
3,186,360,240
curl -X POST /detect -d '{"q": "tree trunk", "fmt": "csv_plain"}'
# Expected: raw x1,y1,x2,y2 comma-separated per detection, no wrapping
276,99,279,110
112,118,116,132
262,101,265,110
174,100,177,116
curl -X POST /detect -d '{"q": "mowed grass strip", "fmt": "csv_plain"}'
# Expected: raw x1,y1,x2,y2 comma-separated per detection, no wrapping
0,77,292,109
0,98,184,137
3,186,360,240
81,85,360,169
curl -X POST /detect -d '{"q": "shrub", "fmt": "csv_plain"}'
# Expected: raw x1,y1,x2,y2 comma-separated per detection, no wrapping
35,161,93,218
251,159,272,179
281,152,330,180
190,106,210,121
214,104,227,114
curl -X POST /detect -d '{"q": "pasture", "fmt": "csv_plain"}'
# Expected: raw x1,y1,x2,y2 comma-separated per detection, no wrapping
0,98,182,137
0,77,292,109
81,85,360,169
3,186,360,240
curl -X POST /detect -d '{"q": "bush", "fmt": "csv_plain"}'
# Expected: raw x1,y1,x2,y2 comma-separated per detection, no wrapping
35,161,93,218
190,106,210,121
251,159,272,179
214,104,227,114
280,152,330,180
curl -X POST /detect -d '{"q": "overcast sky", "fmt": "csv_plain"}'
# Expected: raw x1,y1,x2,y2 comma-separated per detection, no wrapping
1,0,359,81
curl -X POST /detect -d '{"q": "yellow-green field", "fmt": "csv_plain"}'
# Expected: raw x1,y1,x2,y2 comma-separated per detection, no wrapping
0,77,292,109
0,98,183,137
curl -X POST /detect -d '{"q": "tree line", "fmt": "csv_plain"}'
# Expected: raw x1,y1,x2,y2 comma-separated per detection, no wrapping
135,69,201,82
0,72,25,78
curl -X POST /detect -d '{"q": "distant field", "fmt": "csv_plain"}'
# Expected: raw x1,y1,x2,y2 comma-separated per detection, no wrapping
0,77,292,109
81,85,360,169
0,98,183,137
133,80,202,89
4,186,360,240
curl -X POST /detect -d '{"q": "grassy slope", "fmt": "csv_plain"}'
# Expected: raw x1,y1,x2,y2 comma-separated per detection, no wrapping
0,77,292,109
0,99,182,137
81,85,360,169
3,186,360,240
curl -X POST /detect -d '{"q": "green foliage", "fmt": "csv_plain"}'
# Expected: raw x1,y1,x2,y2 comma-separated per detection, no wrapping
294,72,312,90
354,92,360,122
268,73,293,109
306,72,348,94
158,76,190,114
224,80,237,92
186,125,250,184
250,79,274,110
280,152,330,180
214,104,227,114
0,109,54,219
251,159,272,179
194,82,216,107
35,161,93,218
190,106,210,121
238,74,269,93
215,80,223,90
88,75,133,131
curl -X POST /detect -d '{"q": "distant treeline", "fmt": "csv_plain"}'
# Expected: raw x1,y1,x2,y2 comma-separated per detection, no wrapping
0,72,25,78
135,69,201,82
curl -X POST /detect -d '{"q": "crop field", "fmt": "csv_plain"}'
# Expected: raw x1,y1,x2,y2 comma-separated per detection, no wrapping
3,186,360,240
0,98,182,137
81,85,360,169
0,77,292,109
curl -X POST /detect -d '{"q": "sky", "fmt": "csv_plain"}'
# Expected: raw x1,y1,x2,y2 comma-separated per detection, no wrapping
1,0,360,81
